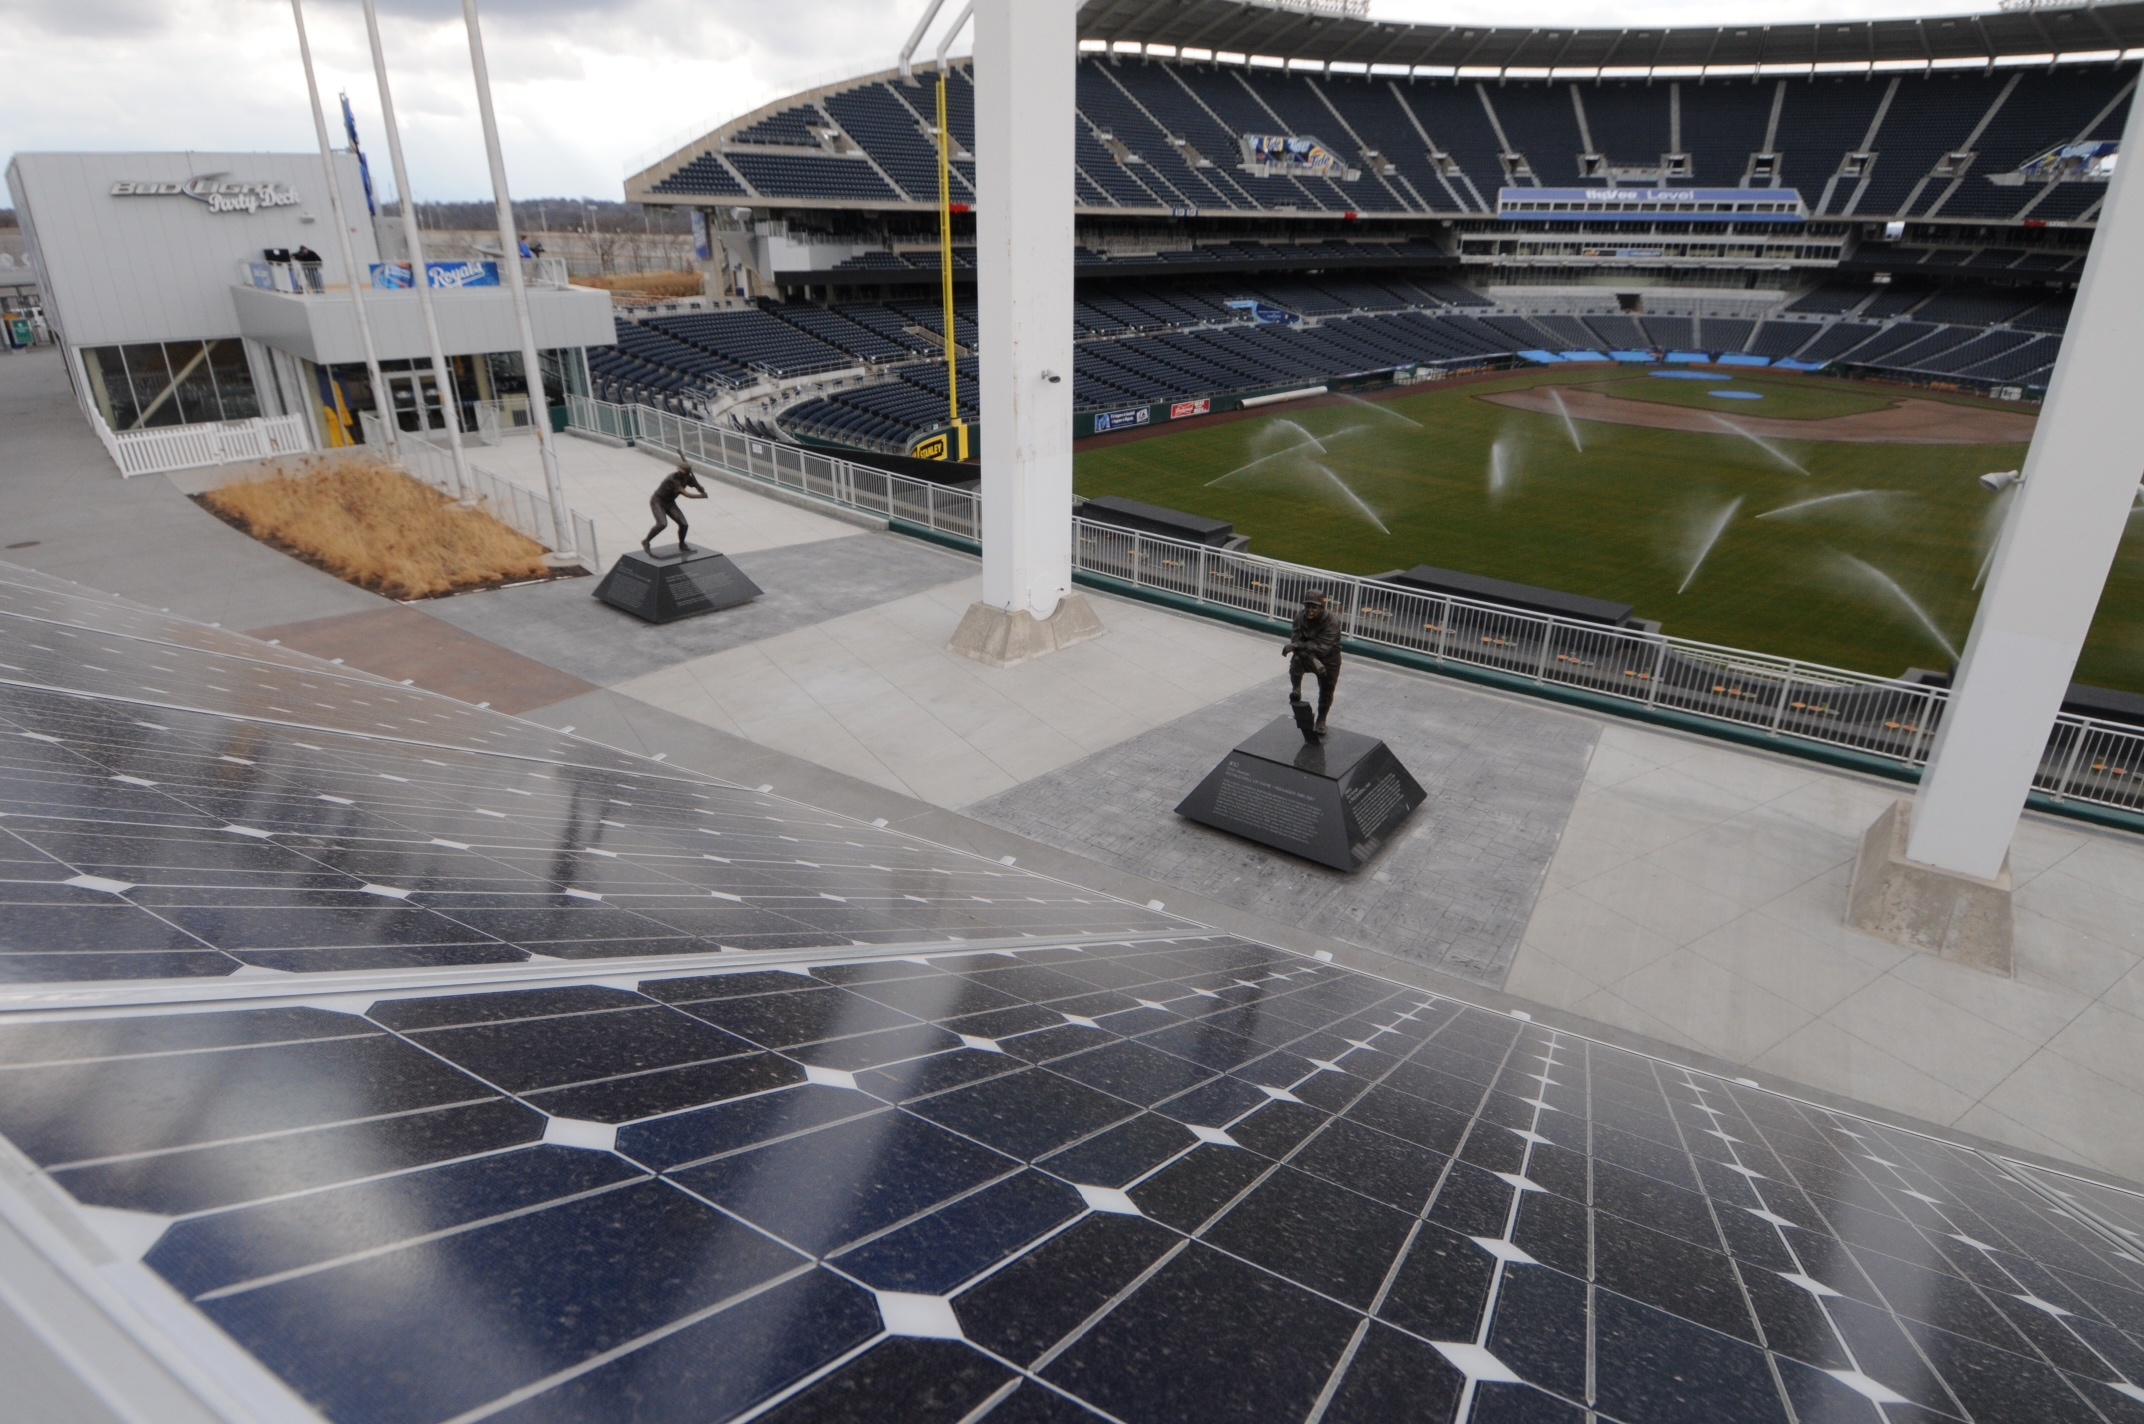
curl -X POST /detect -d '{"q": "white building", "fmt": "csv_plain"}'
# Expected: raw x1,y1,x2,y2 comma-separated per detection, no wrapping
4,150,614,455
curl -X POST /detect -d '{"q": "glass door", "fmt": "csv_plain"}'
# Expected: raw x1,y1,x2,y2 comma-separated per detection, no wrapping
385,371,450,434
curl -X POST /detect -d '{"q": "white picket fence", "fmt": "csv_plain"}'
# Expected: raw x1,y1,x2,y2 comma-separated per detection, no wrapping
95,411,313,478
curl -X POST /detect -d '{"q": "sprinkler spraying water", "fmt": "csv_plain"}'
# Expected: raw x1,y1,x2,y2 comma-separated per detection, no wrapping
1678,498,1743,594
1547,387,1584,454
1311,464,1390,534
1206,418,1374,486
1207,419,1325,486
1487,436,1519,500
1755,490,1899,521
1336,392,1423,430
1706,413,1808,476
1833,551,1961,662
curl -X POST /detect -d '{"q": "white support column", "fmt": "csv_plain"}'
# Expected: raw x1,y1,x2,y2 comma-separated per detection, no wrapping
949,0,1101,665
1904,90,2144,882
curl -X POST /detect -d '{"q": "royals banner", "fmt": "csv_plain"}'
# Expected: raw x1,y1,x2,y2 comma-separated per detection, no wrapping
370,260,501,290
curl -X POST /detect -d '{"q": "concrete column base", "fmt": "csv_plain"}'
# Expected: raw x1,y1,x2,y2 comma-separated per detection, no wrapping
947,594,1105,668
1845,799,2014,975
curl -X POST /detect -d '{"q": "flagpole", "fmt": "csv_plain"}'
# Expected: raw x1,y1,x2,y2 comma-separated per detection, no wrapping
290,0,395,459
461,0,576,559
359,0,473,498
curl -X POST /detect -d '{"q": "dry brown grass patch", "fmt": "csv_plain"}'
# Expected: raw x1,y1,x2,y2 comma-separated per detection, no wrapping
202,456,553,600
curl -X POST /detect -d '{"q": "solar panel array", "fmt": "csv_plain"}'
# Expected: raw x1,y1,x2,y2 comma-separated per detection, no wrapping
2,563,2142,1424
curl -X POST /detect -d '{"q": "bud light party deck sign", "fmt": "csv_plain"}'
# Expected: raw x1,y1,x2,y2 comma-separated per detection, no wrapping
370,261,501,290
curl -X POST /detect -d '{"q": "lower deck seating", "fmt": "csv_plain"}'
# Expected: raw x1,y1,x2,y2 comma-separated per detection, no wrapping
590,276,2064,450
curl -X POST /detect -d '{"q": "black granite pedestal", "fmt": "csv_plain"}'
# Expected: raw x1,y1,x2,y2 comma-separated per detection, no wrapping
1175,715,1425,871
593,545,762,624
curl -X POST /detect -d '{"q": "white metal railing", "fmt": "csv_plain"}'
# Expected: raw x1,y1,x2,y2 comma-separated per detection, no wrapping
362,414,600,571
569,394,979,542
564,396,2144,819
470,397,538,445
94,411,313,478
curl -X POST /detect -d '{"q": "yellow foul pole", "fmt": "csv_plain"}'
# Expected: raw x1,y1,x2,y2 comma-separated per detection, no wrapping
936,69,965,459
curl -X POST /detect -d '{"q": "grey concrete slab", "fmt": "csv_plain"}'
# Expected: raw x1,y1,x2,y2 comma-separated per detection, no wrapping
0,347,385,630
419,531,974,686
967,662,1600,986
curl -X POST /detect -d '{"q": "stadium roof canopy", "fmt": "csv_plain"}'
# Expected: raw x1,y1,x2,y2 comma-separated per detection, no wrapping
1075,0,2144,72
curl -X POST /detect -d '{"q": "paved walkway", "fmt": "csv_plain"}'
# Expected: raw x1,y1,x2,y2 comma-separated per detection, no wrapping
612,576,1278,808
1506,722,2144,1184
0,349,382,630
464,429,863,561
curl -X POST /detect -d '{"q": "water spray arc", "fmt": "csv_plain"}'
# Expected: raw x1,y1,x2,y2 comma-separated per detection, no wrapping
1487,435,1518,500
1707,413,1808,476
1756,490,1896,521
1313,464,1390,534
1833,551,1961,661
1678,498,1743,594
1336,392,1423,430
1206,419,1363,486
1547,387,1584,454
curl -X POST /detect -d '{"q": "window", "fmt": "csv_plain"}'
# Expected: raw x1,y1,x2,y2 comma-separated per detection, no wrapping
80,339,261,430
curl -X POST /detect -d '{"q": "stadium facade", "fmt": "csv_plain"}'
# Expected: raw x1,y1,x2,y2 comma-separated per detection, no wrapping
592,0,2141,458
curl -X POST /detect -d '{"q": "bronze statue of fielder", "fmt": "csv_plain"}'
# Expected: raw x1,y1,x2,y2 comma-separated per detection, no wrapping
644,461,709,558
1284,589,1343,742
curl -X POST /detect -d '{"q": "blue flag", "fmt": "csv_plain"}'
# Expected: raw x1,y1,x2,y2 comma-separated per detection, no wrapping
340,92,377,216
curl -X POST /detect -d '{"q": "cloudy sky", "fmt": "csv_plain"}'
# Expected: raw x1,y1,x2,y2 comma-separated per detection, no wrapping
2,0,1998,202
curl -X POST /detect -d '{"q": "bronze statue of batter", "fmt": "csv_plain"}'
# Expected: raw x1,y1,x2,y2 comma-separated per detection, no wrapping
644,462,709,557
1284,589,1343,742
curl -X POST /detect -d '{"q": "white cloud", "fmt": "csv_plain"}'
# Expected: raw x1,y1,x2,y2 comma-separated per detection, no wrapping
1,0,938,200
1,0,2004,201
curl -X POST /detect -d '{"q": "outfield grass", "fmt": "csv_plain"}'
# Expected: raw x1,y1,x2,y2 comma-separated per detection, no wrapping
1073,366,2144,692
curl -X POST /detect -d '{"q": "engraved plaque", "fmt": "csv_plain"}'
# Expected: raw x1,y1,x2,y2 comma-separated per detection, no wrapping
1176,715,1424,872
595,546,762,623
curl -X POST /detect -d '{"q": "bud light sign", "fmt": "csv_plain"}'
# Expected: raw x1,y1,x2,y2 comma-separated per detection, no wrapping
371,260,501,289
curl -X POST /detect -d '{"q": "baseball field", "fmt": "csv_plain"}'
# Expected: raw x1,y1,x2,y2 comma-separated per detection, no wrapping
1072,364,2144,692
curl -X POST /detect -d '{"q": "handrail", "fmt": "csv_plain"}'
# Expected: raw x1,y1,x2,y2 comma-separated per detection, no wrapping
564,394,2144,819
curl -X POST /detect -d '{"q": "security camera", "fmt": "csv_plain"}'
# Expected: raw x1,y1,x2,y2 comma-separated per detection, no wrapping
1042,370,1063,384
1979,470,2022,493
